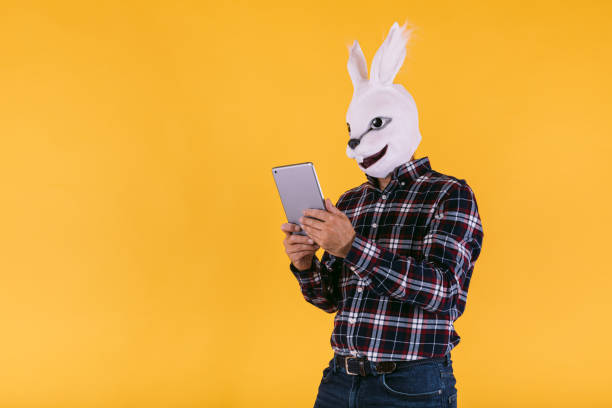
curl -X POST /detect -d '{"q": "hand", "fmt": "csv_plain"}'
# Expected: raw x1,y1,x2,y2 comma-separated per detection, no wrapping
281,222,321,271
300,198,356,258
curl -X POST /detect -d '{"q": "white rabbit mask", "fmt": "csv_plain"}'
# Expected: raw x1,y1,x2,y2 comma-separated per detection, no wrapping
345,22,422,179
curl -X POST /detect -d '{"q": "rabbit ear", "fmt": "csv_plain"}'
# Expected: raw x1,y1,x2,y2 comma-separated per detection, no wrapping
370,21,412,85
347,40,368,89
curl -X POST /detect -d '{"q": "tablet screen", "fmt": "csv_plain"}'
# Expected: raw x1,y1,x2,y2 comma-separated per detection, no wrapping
272,162,325,236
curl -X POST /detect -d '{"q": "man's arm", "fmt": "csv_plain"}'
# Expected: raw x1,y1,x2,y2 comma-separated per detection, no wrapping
343,180,483,316
290,249,340,314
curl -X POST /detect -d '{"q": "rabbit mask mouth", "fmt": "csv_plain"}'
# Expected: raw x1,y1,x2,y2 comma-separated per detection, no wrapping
359,144,388,169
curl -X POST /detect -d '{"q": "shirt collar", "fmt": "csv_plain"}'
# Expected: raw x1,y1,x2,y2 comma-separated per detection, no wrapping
365,156,432,190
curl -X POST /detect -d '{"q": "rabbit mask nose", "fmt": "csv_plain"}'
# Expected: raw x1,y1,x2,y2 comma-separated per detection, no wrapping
348,138,360,149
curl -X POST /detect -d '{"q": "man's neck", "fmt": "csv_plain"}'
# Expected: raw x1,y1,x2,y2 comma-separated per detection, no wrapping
376,155,415,191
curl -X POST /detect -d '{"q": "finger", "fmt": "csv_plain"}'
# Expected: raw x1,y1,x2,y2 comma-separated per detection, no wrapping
325,197,342,215
301,224,323,241
288,233,315,245
302,208,332,222
290,245,320,255
291,251,317,261
287,237,315,247
299,216,325,231
281,223,301,237
287,248,317,256
287,244,319,254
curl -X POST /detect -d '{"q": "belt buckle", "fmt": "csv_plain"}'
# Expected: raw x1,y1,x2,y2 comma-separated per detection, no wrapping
375,361,397,374
344,356,366,376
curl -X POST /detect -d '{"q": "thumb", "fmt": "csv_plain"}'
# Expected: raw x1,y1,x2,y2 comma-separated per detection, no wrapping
325,197,342,214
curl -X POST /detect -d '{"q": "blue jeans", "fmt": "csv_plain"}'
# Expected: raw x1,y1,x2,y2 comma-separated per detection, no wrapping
313,353,457,408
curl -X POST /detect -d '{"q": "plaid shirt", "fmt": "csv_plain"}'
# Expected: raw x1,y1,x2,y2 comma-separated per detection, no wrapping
289,156,484,362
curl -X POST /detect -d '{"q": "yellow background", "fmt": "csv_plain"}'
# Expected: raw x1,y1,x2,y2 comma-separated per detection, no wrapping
1,1,611,407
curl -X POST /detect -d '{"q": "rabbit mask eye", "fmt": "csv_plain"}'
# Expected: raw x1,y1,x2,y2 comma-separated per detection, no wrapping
370,116,392,130
347,122,351,135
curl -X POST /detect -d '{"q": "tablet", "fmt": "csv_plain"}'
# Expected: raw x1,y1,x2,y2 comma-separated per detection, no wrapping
272,162,326,236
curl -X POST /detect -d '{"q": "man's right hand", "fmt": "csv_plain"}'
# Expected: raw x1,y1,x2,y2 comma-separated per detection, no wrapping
281,222,320,271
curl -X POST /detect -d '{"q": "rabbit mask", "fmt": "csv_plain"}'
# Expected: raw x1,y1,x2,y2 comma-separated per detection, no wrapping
345,22,422,179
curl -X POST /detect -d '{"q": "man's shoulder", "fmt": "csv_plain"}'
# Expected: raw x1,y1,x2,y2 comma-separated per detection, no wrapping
335,182,369,210
424,169,471,192
334,168,478,209
425,170,476,207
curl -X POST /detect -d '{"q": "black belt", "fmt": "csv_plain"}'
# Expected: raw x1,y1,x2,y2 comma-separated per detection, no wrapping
334,353,450,376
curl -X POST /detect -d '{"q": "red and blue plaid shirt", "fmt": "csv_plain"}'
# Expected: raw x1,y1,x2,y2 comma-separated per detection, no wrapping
290,156,484,362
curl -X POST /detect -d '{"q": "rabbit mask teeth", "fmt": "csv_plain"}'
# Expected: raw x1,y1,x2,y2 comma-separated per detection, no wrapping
345,21,422,179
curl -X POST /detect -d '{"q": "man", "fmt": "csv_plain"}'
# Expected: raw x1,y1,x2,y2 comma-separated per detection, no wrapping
281,22,483,407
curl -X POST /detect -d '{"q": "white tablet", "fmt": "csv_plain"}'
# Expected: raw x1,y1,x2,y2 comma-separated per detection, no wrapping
272,162,326,236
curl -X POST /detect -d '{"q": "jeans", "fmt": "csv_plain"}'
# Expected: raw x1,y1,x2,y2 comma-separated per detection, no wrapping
313,353,457,408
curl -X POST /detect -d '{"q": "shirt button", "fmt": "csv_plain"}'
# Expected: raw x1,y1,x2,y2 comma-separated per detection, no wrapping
357,287,363,293
371,223,377,228
348,318,356,324
400,181,405,186
381,194,387,200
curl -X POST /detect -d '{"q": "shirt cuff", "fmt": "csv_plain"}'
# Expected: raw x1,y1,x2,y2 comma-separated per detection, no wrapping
290,256,324,288
290,256,317,275
343,231,382,280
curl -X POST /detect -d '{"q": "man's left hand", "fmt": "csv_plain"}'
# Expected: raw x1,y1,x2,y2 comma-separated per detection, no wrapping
299,198,356,258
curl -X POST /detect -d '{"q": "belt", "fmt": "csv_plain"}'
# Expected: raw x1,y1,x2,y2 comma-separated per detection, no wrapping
333,353,450,376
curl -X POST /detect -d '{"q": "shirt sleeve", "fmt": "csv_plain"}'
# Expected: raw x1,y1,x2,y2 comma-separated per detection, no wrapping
290,250,340,314
342,180,484,316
